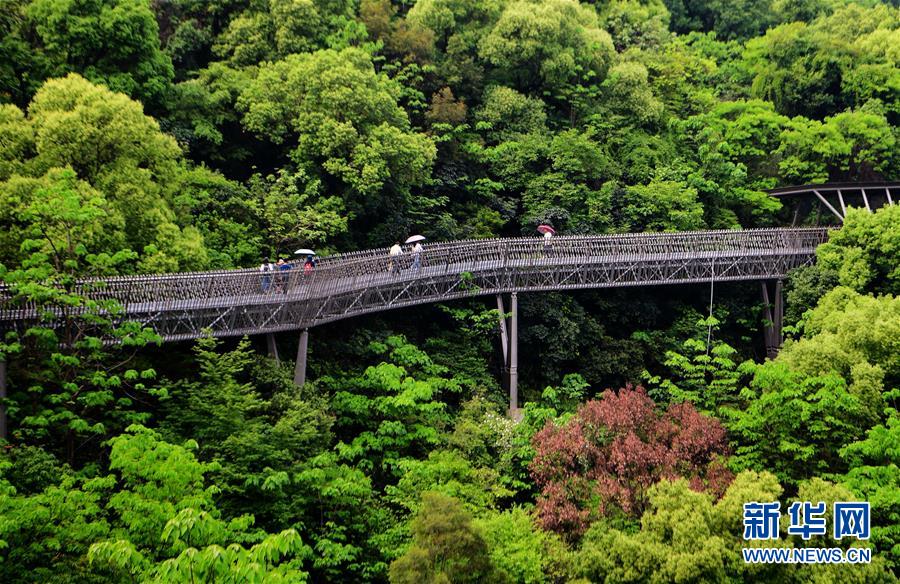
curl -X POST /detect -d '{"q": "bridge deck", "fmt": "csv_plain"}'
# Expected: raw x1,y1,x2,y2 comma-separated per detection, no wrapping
0,227,830,341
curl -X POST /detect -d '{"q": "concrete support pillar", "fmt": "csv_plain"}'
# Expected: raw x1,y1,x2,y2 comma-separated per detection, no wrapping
0,356,7,441
496,295,508,367
774,280,784,346
509,292,519,417
266,333,280,364
294,329,309,387
761,281,784,358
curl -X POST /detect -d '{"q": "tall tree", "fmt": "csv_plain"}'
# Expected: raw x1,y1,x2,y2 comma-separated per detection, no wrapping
389,492,500,584
238,48,436,245
531,386,732,537
25,0,174,109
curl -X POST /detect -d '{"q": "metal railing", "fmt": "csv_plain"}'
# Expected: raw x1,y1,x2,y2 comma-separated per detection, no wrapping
0,227,831,340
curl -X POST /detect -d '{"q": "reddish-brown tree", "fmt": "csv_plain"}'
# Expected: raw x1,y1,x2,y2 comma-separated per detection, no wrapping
530,386,732,538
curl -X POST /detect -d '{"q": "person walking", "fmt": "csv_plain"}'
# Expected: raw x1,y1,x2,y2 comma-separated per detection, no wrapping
303,254,316,276
541,227,554,258
259,257,275,292
410,241,423,272
277,258,292,292
389,241,403,274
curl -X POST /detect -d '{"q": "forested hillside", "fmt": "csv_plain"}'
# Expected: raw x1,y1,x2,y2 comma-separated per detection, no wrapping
0,0,898,581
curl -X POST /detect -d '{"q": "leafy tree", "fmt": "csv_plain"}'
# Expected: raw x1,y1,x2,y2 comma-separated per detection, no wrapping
159,335,334,526
531,386,732,537
478,0,615,94
447,395,531,494
723,360,871,486
238,48,436,244
389,492,500,584
787,205,900,324
616,179,706,231
0,74,222,272
475,507,571,584
293,451,388,581
0,0,45,104
644,318,744,413
25,0,174,109
815,206,900,296
780,287,900,407
838,412,900,570
575,471,895,582
0,467,113,582
172,166,262,268
162,62,256,166
323,336,455,483
682,99,789,189
360,0,436,63
386,449,512,514
599,60,666,128
475,85,548,144
213,0,364,66
777,109,896,184
744,4,900,120
247,168,348,257
423,305,503,394
600,0,670,53
0,168,162,464
0,425,310,583
665,0,779,40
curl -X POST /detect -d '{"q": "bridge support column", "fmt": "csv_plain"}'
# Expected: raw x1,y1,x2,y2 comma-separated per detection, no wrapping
774,280,784,346
761,281,784,358
0,356,7,441
266,333,280,365
294,329,309,387
496,295,509,368
508,292,519,419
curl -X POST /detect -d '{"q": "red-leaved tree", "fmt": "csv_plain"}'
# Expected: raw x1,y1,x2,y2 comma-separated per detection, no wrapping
530,386,732,538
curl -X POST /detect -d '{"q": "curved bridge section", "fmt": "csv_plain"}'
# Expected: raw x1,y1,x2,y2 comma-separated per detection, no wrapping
769,182,899,222
1,228,830,341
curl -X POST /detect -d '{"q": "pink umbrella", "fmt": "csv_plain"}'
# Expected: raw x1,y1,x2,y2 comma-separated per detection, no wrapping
537,225,556,235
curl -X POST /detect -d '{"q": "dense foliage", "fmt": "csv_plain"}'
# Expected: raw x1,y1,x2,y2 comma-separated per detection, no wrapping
1,0,899,581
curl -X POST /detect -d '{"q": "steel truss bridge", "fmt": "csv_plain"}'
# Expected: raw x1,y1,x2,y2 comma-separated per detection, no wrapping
1,227,830,339
0,182,896,422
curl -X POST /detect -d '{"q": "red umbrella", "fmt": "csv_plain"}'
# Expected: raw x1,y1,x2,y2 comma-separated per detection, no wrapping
537,225,556,235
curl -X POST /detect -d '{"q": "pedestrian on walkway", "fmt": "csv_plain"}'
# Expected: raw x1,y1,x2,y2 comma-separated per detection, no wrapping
538,224,555,258
303,254,316,275
389,241,403,274
410,241,423,272
259,258,274,292
277,258,292,292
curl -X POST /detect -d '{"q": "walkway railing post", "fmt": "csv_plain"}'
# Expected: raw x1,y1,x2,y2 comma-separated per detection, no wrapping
294,329,309,387
509,292,519,419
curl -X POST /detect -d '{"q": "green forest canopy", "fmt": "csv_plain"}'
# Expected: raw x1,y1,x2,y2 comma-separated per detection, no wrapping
0,0,899,582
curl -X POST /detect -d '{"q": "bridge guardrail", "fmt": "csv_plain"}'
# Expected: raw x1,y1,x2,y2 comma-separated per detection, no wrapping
0,227,832,324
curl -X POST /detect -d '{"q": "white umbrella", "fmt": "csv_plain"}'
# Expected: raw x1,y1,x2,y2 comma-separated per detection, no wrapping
294,248,317,256
405,235,426,244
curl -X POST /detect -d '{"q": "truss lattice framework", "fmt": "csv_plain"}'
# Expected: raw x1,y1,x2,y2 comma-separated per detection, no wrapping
768,182,898,222
0,227,830,342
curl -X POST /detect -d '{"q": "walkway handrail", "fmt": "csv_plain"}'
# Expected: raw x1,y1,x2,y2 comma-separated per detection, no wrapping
0,228,830,325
